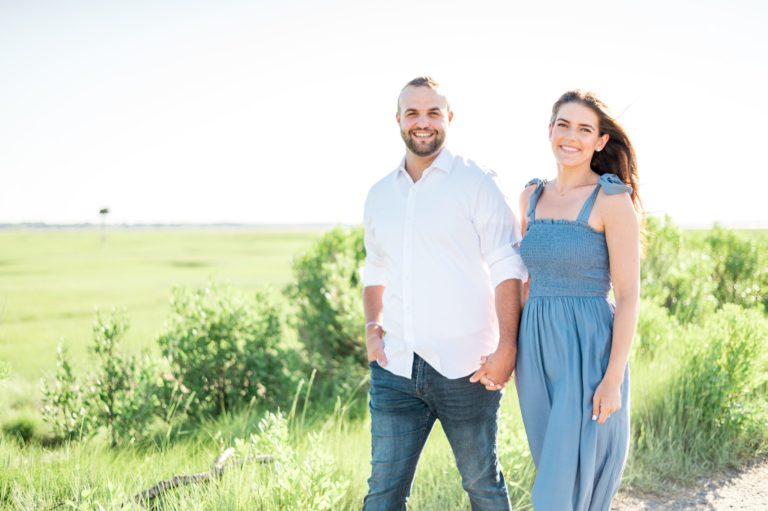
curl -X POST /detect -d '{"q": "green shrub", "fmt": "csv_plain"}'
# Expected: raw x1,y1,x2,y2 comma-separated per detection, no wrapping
240,412,351,510
2,414,41,444
641,216,717,324
286,227,366,377
677,305,766,434
634,299,676,360
42,311,161,446
89,311,160,446
41,345,95,441
642,219,768,320
632,305,768,480
158,283,297,418
641,215,683,293
705,225,768,311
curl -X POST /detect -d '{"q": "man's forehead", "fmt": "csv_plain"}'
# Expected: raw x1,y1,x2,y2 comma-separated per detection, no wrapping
398,86,449,111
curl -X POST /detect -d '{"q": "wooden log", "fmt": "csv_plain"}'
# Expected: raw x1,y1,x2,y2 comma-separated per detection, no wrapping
129,448,274,507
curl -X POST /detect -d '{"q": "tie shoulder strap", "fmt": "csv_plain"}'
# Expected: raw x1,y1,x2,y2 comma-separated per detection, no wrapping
524,178,546,222
597,173,633,195
576,173,633,223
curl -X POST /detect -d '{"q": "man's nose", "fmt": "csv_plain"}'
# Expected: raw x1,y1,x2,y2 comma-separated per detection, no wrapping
415,115,431,127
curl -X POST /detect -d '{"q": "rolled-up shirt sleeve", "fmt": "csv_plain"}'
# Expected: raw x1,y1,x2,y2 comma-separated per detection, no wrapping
474,173,528,287
362,192,388,287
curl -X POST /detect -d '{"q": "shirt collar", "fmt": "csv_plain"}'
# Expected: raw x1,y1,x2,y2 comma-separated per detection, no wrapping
396,147,454,178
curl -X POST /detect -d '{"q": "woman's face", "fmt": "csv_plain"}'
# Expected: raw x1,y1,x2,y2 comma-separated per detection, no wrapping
549,102,609,170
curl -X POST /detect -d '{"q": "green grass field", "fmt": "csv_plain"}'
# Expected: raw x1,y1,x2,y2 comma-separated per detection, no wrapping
0,228,322,382
0,227,534,509
1,226,766,510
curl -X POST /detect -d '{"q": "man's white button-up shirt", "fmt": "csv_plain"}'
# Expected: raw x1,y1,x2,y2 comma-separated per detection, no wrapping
362,149,527,379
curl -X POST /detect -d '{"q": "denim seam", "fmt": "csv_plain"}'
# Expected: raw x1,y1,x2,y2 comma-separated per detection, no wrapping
415,356,426,398
396,408,433,506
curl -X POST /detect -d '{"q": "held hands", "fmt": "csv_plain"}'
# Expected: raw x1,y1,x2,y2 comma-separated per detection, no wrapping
469,346,517,391
592,378,622,425
366,324,388,367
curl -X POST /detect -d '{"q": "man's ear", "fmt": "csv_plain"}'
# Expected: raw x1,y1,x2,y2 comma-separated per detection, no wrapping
448,110,454,123
396,111,401,124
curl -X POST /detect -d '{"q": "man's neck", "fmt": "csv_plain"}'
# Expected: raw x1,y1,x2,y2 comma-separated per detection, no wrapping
404,149,442,182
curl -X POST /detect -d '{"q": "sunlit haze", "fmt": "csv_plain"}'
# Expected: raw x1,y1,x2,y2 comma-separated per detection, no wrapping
1,0,766,227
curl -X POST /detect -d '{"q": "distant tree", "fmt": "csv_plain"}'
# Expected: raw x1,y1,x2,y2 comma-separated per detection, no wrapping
99,207,109,244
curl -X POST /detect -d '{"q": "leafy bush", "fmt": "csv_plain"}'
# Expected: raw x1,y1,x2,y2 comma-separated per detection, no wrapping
285,227,366,376
641,216,717,324
41,345,95,441
641,215,683,293
89,312,160,446
634,299,676,360
705,225,768,311
239,412,351,510
632,305,768,478
642,218,768,322
158,283,297,418
676,305,766,434
42,311,160,446
2,413,41,444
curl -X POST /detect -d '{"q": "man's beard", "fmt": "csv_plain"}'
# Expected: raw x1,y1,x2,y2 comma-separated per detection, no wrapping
401,129,445,157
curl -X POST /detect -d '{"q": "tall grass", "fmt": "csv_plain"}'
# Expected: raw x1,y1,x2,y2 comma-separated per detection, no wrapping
625,305,768,488
0,378,535,510
1,226,767,508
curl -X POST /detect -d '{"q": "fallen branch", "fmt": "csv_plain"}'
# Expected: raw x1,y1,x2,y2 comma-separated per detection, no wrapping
129,448,274,507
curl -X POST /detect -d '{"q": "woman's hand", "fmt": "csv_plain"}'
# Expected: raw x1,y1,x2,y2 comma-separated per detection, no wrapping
592,378,621,425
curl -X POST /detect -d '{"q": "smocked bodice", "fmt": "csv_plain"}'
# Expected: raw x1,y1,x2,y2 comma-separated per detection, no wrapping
520,173,632,298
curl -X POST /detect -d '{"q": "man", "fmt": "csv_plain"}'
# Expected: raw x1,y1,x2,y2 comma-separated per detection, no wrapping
362,76,527,511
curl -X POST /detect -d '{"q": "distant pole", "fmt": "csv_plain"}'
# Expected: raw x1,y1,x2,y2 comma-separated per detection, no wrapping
99,207,109,244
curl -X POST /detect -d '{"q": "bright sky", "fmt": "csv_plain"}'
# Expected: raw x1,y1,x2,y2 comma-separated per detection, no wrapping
1,0,766,227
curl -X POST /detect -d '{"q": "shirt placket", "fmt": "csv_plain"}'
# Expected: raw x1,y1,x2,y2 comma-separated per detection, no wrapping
402,179,419,348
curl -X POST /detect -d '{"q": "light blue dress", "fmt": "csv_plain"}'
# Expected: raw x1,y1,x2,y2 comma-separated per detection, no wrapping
515,173,632,511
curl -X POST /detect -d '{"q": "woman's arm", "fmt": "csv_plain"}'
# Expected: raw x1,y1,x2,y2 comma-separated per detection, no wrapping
592,191,640,424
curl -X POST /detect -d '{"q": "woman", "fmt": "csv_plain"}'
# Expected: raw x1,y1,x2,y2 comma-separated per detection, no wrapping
515,90,641,510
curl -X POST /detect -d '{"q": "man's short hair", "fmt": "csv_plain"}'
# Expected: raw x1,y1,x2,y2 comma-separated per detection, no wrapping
402,76,441,90
397,76,450,112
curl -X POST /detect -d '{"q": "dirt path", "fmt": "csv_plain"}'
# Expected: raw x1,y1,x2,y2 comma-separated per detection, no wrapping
611,458,768,510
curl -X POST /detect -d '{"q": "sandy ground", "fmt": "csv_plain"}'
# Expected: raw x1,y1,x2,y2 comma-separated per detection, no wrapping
611,458,768,510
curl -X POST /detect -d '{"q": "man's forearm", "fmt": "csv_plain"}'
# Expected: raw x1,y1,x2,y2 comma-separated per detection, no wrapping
495,279,522,353
364,285,387,365
470,278,522,388
363,286,385,324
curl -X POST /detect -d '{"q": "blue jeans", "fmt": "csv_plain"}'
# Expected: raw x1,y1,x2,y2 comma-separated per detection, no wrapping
363,354,511,511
